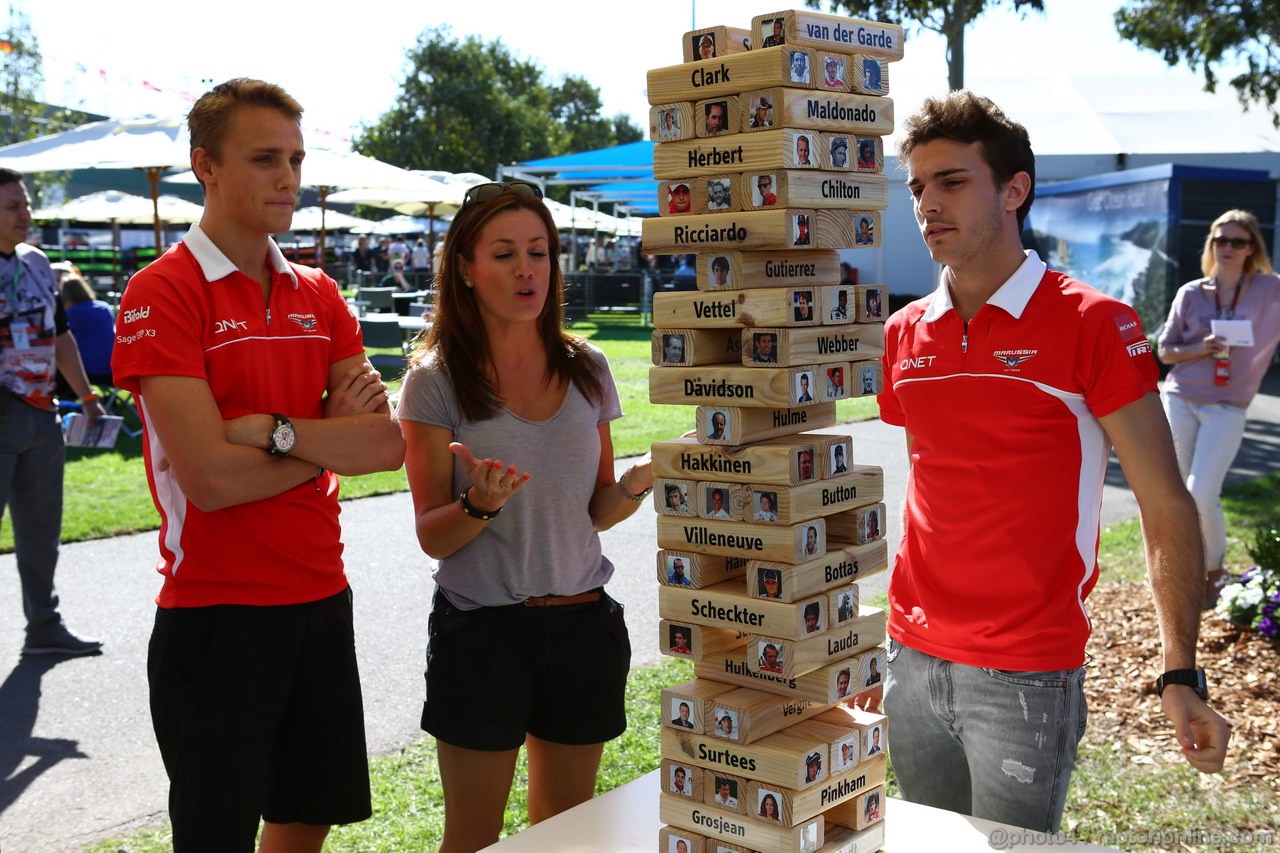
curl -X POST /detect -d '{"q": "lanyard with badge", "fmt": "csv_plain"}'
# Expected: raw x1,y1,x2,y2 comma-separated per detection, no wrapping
1211,277,1246,386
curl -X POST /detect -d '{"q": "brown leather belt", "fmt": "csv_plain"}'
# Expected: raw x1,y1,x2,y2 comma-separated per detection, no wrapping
523,591,602,607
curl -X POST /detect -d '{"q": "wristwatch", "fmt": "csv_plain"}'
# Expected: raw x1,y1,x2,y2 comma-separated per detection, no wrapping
1155,668,1208,701
267,413,297,456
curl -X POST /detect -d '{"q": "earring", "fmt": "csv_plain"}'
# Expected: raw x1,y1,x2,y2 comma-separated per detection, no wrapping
464,280,474,289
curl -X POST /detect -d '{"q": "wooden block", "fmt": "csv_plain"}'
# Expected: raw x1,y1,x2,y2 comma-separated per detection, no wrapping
704,684,833,745
695,403,837,446
655,477,700,518
746,753,887,828
827,585,861,631
696,250,841,291
824,503,886,544
659,579,829,640
653,129,823,179
663,757,707,803
819,284,888,325
813,704,889,759
653,328,743,367
701,769,751,816
851,136,884,174
824,784,886,832
739,88,893,137
642,208,864,254
663,677,741,735
661,725,830,791
740,168,889,211
694,481,748,521
818,821,886,853
744,469,883,526
651,287,823,330
695,646,863,704
695,96,743,139
660,619,749,664
818,361,881,400
649,366,823,410
656,175,745,215
811,52,890,96
660,825,708,853
752,10,905,61
741,324,883,367
747,539,888,602
829,647,887,704
803,433,857,479
647,46,817,105
660,794,825,853
651,436,820,486
747,607,885,680
658,549,751,589
652,103,697,143
658,515,822,563
683,26,754,63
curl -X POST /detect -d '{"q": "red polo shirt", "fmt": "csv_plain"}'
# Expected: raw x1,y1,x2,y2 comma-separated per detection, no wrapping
878,253,1158,670
112,225,364,608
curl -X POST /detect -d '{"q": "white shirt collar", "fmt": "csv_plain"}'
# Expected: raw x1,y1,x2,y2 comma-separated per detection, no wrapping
182,223,298,288
921,250,1048,322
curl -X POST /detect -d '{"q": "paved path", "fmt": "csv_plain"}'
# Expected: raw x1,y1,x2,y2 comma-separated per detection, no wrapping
2,374,1278,851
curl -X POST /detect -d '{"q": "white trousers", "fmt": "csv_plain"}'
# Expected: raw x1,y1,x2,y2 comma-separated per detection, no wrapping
1161,392,1248,574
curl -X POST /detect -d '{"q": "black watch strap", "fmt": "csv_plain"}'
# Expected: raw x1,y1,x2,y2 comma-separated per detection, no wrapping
1155,668,1208,701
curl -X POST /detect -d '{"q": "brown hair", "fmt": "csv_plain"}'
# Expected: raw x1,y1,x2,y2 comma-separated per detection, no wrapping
187,78,303,187
1200,209,1274,278
60,274,96,305
0,167,23,188
410,190,603,421
898,91,1036,228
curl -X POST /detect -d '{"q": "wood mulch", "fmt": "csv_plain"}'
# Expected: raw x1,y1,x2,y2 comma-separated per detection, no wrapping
1084,582,1279,793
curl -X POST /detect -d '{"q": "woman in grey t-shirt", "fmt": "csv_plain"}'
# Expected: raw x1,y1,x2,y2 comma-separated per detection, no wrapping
396,181,654,850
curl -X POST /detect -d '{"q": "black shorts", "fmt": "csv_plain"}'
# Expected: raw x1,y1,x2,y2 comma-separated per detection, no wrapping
148,588,371,851
422,588,631,751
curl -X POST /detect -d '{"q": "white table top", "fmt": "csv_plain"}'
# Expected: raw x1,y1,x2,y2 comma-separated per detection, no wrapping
481,770,1117,852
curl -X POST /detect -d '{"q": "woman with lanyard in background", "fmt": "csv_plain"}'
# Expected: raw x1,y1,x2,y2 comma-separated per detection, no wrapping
1158,209,1280,607
396,180,653,852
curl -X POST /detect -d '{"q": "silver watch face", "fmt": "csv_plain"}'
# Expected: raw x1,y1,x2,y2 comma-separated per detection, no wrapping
273,423,297,453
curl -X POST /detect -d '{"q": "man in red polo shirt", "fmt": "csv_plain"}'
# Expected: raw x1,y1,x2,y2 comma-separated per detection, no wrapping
869,91,1229,833
112,79,404,852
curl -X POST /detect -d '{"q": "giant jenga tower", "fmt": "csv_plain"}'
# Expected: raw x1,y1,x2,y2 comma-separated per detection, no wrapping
642,9,902,853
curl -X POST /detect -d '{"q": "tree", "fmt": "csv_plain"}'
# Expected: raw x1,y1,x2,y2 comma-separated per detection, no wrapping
806,1,1044,91
355,28,642,178
1115,0,1280,128
0,4,75,202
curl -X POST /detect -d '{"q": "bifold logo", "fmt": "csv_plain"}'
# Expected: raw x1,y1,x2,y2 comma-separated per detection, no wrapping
1126,340,1152,357
121,306,151,324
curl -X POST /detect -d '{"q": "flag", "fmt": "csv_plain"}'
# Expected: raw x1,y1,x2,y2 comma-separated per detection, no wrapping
0,41,13,54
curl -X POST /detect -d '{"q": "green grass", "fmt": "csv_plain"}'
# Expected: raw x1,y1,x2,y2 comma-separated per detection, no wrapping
5,319,878,552
1098,471,1280,585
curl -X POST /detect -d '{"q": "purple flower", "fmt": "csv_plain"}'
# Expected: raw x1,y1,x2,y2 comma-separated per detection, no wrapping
1259,617,1278,639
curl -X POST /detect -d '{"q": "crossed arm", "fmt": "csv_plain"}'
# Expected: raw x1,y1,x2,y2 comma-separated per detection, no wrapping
139,354,404,513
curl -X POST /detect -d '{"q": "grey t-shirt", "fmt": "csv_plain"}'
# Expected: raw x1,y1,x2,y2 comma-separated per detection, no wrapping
396,345,624,609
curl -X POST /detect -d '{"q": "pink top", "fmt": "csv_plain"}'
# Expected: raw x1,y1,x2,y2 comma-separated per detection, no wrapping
1159,274,1280,409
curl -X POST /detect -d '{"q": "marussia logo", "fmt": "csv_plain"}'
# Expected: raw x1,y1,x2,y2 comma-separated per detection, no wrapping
288,313,318,330
993,349,1037,368
1127,340,1152,357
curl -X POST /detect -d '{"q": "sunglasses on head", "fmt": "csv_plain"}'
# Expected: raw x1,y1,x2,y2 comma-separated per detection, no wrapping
1212,236,1251,249
462,181,543,208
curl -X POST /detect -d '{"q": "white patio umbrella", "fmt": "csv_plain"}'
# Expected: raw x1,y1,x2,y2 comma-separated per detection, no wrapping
168,148,447,268
33,190,204,225
286,206,375,232
0,115,190,252
327,171,490,248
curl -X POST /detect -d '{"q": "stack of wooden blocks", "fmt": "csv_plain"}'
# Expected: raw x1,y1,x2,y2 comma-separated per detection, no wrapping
642,9,903,853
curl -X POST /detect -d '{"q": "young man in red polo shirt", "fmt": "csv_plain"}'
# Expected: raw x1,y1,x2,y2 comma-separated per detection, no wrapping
112,79,404,852
870,91,1230,833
